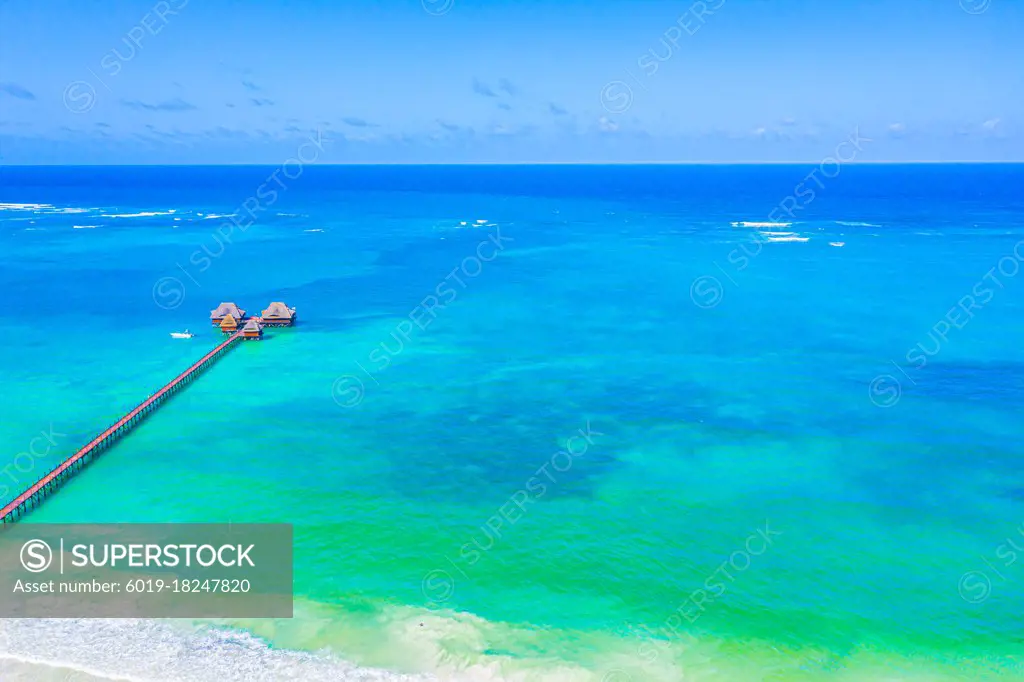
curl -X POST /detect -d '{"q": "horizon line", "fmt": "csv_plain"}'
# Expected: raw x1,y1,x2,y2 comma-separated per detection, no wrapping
3,160,1024,167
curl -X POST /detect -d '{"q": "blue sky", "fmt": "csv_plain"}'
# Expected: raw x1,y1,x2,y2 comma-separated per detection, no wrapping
0,0,1021,163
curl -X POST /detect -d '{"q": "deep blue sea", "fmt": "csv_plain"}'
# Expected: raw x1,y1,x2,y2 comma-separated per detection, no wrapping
2,164,1024,681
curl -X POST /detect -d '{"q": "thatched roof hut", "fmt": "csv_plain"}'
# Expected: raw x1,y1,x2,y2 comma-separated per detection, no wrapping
241,318,264,339
219,315,239,332
260,301,296,325
210,302,246,322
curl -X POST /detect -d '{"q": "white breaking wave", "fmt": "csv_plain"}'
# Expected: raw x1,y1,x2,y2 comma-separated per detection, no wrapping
101,210,178,218
454,219,497,229
0,203,96,215
0,620,433,682
0,602,625,682
834,221,880,227
731,221,792,228
203,214,236,220
72,225,99,229
0,202,53,211
764,235,810,242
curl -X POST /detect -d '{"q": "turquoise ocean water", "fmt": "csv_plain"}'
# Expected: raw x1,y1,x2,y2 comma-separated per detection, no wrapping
1,164,1024,681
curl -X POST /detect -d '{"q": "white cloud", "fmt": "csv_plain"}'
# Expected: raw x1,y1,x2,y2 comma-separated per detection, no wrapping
982,118,1001,131
888,123,906,133
597,116,618,133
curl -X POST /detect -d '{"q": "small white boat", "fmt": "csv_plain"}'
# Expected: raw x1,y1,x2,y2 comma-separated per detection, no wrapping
170,329,194,339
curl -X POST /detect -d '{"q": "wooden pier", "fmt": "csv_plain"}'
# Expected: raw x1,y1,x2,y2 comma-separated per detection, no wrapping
1,330,244,525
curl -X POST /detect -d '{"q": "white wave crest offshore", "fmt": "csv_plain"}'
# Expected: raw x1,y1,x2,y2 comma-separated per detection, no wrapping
0,202,54,211
0,203,97,215
101,210,178,218
452,219,498,229
731,221,793,228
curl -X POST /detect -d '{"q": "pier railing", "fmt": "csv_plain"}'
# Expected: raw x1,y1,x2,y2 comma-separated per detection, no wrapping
1,331,244,525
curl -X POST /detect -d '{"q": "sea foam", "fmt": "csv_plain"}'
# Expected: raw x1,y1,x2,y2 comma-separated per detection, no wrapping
0,202,54,211
731,221,793,228
101,210,178,218
0,620,431,682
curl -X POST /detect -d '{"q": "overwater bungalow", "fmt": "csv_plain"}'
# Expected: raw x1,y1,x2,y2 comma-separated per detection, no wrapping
219,315,239,334
260,301,296,326
210,302,246,325
241,318,264,340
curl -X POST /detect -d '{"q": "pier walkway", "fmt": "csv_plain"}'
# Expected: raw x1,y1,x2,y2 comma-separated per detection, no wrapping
1,330,244,525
